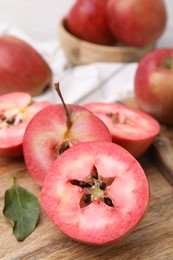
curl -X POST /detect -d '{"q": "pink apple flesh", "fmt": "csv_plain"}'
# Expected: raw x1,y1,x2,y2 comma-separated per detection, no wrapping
23,104,112,186
0,92,51,157
41,141,149,245
84,102,160,157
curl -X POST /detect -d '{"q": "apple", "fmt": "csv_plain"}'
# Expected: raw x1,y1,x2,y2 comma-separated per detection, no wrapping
23,84,112,186
106,0,167,47
41,141,149,245
135,48,173,125
84,102,160,157
0,35,52,96
65,0,115,45
0,92,51,158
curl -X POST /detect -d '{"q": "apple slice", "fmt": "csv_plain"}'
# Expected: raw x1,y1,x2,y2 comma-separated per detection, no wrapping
41,141,149,245
0,92,51,158
84,102,160,157
23,85,112,186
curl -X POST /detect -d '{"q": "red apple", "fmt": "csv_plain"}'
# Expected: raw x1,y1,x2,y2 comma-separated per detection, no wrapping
23,85,112,186
0,35,52,96
0,92,51,158
84,102,160,157
41,141,149,245
65,0,115,45
107,0,167,47
135,48,173,125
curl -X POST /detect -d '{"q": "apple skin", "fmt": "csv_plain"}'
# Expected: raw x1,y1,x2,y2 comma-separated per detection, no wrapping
23,104,112,186
135,48,173,125
0,92,51,158
84,102,160,158
41,141,149,245
0,35,52,96
107,0,167,47
65,0,115,45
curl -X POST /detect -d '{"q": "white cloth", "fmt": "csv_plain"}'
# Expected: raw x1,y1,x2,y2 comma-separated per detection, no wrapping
0,24,137,105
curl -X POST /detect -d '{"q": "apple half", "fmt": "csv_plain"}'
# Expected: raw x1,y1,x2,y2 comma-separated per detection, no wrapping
0,92,51,157
41,141,149,245
84,102,160,157
23,104,112,186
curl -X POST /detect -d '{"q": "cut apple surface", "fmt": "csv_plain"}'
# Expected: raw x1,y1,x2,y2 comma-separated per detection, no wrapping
23,104,112,186
0,92,51,157
41,141,149,245
84,102,160,157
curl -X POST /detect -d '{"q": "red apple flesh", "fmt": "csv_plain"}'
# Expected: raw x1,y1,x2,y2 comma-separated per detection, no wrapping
41,141,149,245
84,102,160,157
23,103,112,186
0,92,51,157
0,35,52,96
135,48,173,125
65,0,115,45
107,0,167,47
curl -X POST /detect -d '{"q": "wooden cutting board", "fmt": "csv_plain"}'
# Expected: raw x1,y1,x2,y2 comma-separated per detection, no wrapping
1,101,173,259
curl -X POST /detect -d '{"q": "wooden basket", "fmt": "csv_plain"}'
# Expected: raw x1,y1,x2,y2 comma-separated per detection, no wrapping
58,18,156,66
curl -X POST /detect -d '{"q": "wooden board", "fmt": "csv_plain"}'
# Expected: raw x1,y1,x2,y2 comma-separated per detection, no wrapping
1,101,173,259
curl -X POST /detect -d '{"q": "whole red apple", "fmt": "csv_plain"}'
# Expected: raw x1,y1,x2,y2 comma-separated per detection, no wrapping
135,48,173,125
0,35,52,96
107,0,167,47
41,141,149,245
65,0,115,45
0,92,51,158
84,102,160,157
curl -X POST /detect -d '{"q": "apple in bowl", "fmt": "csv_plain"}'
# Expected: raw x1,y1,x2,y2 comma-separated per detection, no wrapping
135,48,173,125
107,0,167,47
84,102,160,157
65,0,115,45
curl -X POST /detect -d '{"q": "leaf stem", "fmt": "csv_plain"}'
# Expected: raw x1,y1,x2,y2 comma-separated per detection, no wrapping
11,176,16,187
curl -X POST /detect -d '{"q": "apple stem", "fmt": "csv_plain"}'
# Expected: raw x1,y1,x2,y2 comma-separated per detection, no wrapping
55,83,72,129
160,58,173,70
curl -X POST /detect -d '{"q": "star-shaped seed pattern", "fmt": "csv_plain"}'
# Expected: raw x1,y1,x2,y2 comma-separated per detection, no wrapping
70,166,115,208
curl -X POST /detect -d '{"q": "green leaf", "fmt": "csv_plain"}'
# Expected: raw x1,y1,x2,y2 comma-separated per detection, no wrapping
3,177,40,241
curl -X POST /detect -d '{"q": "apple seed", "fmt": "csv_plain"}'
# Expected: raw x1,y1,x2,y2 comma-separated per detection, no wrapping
70,165,115,208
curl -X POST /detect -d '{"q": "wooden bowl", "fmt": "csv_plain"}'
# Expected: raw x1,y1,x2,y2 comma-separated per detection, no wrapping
58,18,156,66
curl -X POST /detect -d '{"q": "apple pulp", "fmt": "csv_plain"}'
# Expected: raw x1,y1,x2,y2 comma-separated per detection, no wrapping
84,102,160,157
23,104,112,186
107,0,167,47
0,92,51,157
41,141,149,245
135,48,173,125
65,0,115,45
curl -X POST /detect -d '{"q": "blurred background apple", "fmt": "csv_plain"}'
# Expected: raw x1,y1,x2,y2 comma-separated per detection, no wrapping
64,0,115,45
107,0,167,47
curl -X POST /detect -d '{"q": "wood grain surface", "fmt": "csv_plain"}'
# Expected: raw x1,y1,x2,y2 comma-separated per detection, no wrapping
0,144,173,259
1,99,173,259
